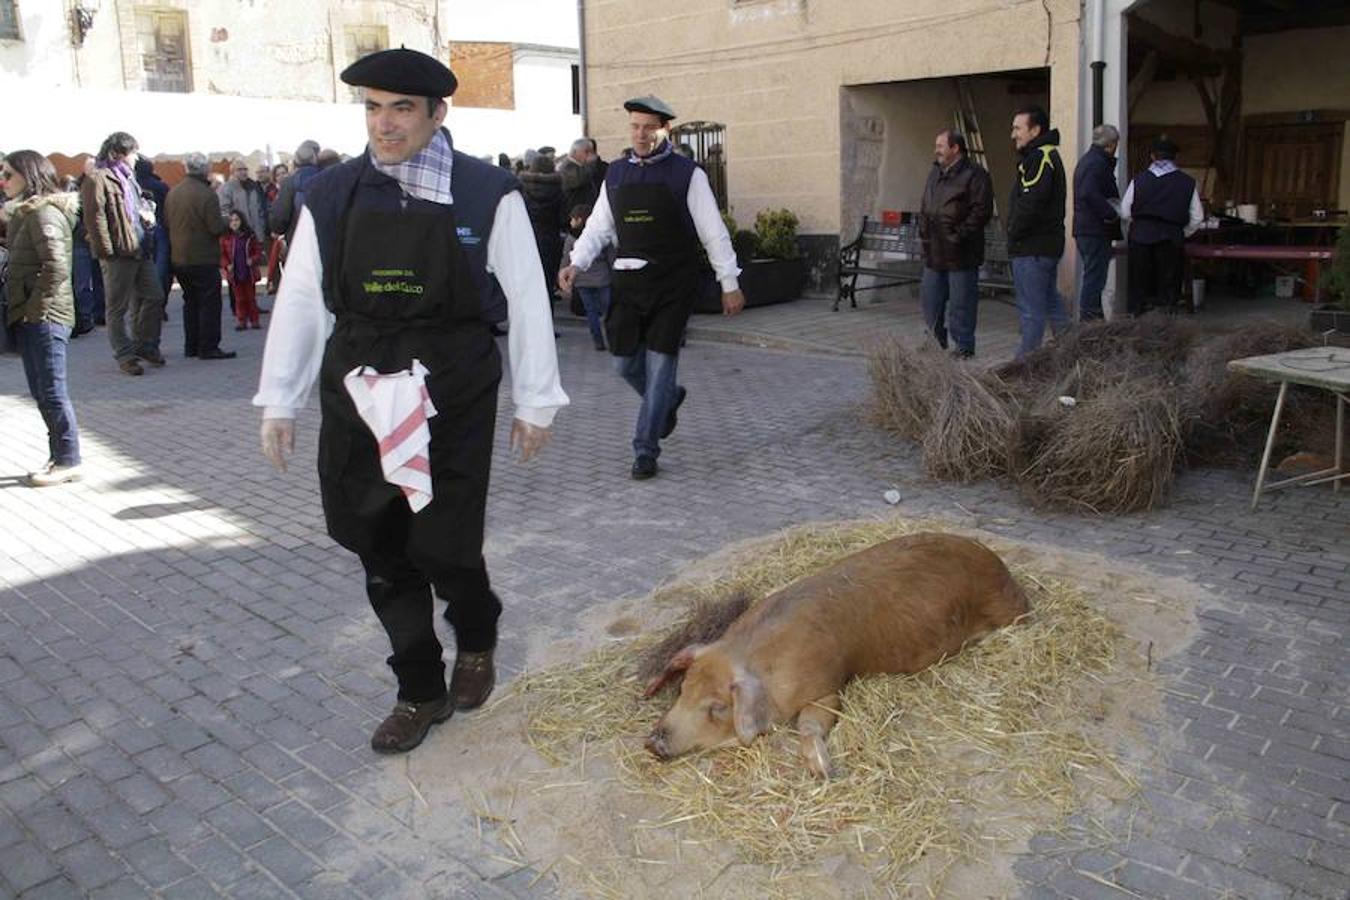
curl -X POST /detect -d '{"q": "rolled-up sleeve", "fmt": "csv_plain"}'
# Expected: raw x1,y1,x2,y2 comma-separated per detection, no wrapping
487,190,569,428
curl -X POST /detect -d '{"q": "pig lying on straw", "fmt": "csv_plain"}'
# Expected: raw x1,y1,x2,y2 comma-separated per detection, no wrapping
642,532,1029,776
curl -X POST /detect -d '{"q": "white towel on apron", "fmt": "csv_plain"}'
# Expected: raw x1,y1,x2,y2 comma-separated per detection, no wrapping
342,359,438,513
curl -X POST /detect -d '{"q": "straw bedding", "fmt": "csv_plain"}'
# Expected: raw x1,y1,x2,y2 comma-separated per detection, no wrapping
513,520,1140,896
869,317,1329,512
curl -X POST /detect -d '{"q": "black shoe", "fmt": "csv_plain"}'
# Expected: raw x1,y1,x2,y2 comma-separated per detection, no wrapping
198,349,237,360
593,337,607,351
184,348,197,358
631,455,658,480
73,320,94,337
370,694,454,754
660,387,687,439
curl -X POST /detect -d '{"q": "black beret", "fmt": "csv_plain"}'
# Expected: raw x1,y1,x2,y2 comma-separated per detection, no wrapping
624,95,676,122
340,47,457,98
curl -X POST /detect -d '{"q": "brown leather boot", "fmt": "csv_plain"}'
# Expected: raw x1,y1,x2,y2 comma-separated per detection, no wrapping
450,649,495,710
370,693,453,754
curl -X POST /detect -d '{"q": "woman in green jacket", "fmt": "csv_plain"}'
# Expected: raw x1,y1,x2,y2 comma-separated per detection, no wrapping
2,150,83,486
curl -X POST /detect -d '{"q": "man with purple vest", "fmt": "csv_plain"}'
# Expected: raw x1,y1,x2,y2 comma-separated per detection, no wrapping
560,95,744,480
1121,137,1204,315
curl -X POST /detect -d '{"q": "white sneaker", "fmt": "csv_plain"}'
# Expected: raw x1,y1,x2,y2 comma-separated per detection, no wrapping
27,462,83,487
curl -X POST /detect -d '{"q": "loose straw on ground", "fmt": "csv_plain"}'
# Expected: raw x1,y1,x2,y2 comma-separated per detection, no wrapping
511,520,1142,898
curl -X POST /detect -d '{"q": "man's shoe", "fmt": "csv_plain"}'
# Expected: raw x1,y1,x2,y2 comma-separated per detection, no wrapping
631,455,658,480
119,359,144,376
450,648,496,710
199,349,238,360
140,350,167,367
370,693,454,754
184,348,198,358
660,387,687,439
27,462,82,487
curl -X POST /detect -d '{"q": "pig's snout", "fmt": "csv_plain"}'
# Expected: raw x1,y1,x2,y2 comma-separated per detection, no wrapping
646,725,673,760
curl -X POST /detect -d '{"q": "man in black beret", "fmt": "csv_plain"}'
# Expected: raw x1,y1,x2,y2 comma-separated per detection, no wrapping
255,47,568,754
560,94,744,480
1121,136,1204,315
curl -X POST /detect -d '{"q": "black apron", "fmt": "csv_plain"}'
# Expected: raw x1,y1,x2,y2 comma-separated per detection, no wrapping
317,169,502,569
607,182,701,356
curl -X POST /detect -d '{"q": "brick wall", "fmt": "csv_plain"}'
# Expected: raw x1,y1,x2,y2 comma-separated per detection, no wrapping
449,42,514,110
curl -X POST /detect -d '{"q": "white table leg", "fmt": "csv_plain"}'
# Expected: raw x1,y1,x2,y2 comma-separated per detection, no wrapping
1252,380,1289,511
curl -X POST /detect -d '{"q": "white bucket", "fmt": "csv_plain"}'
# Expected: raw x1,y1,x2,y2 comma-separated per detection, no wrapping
1237,204,1259,224
1191,278,1206,309
1274,275,1296,299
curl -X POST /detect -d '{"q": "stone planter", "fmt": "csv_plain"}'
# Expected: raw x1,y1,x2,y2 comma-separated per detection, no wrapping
692,257,807,313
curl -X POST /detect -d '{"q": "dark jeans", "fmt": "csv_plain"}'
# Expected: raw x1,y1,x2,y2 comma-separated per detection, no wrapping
174,264,223,355
16,322,81,466
920,267,979,354
1076,236,1112,321
1011,255,1069,358
576,285,611,346
1127,240,1184,316
361,553,502,702
72,242,105,325
614,344,680,459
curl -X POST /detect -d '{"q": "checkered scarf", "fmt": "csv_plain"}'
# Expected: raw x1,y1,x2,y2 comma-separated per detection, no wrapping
372,129,453,205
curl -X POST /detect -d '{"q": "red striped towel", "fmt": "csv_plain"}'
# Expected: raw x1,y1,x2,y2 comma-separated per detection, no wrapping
342,360,438,512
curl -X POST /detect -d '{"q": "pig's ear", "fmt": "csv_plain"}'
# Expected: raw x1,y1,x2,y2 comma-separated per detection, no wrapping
731,669,770,745
641,644,703,698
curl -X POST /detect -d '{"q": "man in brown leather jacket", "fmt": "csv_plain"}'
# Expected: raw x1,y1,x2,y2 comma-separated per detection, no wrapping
918,129,993,358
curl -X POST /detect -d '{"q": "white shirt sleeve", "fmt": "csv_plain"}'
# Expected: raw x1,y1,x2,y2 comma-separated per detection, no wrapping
566,183,616,272
1119,181,1135,223
488,190,570,429
687,168,740,292
253,206,332,419
1184,188,1205,238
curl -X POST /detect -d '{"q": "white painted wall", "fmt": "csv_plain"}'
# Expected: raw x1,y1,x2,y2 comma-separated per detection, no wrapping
441,0,578,47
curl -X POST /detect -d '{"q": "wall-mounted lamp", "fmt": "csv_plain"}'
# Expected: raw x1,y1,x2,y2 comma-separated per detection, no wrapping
71,0,101,49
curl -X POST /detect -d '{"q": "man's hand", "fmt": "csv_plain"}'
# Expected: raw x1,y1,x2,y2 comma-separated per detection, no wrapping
261,418,295,473
722,289,746,317
558,265,578,294
509,419,551,463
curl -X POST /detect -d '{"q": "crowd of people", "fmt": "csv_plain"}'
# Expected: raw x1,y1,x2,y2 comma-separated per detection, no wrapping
918,105,1203,360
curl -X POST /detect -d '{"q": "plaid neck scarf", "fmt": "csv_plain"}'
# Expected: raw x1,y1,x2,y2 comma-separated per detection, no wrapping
372,129,454,205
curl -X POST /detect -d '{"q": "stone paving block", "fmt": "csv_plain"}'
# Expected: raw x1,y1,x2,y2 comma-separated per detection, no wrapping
158,875,228,899
54,838,127,892
248,834,324,887
85,800,155,849
1242,846,1349,899
23,801,94,853
204,801,280,851
121,835,194,888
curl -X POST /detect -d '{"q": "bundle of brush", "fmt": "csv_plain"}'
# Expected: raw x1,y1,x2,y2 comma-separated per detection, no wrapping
866,338,945,440
922,361,1019,483
1179,325,1321,466
1013,375,1183,514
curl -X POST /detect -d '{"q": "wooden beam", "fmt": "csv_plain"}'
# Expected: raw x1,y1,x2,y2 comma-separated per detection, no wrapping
1128,14,1228,76
1240,8,1350,35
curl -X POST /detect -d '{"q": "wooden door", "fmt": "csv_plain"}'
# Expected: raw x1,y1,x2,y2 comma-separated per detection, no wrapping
1241,123,1342,217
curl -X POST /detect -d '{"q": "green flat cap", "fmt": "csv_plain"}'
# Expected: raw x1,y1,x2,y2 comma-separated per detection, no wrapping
341,47,458,98
623,95,676,122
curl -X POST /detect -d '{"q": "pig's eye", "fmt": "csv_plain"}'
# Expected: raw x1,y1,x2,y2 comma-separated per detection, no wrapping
707,702,728,720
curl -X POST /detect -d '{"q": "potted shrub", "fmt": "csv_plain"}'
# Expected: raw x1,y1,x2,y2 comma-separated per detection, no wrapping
1311,224,1350,334
738,208,807,307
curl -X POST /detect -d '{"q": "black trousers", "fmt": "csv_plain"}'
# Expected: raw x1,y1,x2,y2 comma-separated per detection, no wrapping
1126,240,1184,316
174,264,223,355
360,544,501,703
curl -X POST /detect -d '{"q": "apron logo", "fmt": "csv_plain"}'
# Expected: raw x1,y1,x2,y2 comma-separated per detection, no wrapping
456,226,481,246
623,208,656,224
364,268,424,296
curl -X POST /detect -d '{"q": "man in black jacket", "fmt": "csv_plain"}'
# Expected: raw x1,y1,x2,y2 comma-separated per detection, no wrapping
1072,124,1121,321
918,129,993,357
1006,105,1069,358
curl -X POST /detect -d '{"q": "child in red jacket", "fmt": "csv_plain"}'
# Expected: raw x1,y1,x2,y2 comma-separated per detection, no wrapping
220,212,263,330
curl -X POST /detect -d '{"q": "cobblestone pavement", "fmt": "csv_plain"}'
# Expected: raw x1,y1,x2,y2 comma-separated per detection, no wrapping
0,301,1346,899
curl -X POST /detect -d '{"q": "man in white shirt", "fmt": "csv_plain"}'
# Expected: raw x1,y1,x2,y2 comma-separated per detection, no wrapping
560,95,744,480
253,49,567,754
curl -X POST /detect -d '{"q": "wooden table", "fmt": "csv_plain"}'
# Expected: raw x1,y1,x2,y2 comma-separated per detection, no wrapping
1227,347,1350,510
1186,244,1335,302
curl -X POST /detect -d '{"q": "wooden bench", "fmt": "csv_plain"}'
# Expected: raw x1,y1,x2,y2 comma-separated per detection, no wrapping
835,216,924,311
837,216,1015,311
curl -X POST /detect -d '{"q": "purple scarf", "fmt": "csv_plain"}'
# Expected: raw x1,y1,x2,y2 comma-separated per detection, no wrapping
97,159,140,222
